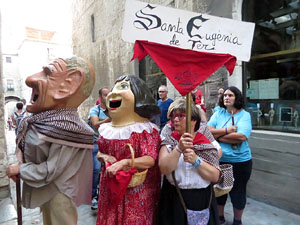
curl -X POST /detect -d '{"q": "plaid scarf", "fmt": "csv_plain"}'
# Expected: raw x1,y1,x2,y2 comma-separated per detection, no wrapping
161,122,220,169
16,108,94,162
161,122,234,190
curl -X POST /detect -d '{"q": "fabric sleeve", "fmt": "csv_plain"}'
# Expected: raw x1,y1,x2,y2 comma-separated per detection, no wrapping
236,111,252,138
212,140,221,151
20,143,80,188
160,124,177,147
201,123,216,143
165,144,173,152
89,106,99,117
207,111,218,127
139,130,161,161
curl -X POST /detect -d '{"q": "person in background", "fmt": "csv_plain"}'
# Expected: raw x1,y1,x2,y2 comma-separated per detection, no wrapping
191,93,208,122
192,88,206,112
157,85,173,129
88,87,111,210
12,101,26,135
213,88,224,113
7,117,13,130
207,86,252,225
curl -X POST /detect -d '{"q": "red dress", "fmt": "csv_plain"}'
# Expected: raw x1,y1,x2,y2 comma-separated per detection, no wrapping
96,122,161,225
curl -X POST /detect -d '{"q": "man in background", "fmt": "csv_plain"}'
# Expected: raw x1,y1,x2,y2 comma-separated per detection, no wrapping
12,101,26,135
157,85,173,129
88,87,111,210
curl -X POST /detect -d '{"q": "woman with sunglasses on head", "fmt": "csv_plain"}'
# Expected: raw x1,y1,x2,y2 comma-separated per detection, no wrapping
158,98,222,225
207,86,252,225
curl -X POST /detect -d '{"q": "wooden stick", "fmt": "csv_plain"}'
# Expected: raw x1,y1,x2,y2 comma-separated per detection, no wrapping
186,93,192,133
16,175,22,225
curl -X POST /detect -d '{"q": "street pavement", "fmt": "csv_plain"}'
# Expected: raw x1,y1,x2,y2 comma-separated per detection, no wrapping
1,129,300,225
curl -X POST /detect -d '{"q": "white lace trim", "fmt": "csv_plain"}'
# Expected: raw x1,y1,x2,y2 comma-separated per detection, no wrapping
98,122,160,140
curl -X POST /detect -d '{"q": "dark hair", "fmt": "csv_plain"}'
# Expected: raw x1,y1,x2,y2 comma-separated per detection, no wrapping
16,102,23,110
191,93,196,103
99,87,109,96
219,86,244,109
168,99,201,131
115,74,160,119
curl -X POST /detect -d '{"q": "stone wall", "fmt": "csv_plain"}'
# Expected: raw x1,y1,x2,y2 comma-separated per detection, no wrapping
0,11,9,199
72,0,134,119
72,0,227,119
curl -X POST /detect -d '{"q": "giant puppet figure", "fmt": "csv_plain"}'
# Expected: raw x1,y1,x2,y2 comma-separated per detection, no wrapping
96,74,161,225
6,56,95,225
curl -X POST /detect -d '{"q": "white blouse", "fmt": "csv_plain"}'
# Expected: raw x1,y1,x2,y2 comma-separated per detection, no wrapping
165,144,210,189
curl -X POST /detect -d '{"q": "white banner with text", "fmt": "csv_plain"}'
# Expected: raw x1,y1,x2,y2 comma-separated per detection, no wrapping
122,0,255,61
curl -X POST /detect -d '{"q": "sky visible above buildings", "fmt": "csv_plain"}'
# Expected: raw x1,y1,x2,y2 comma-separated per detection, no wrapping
1,0,72,53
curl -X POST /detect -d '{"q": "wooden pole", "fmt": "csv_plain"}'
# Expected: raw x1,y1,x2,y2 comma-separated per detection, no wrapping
16,175,22,225
186,93,192,133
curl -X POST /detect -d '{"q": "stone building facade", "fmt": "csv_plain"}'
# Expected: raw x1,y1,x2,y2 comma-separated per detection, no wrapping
71,0,239,120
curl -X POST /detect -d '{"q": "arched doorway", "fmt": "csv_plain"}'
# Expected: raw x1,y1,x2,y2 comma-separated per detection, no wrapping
5,95,22,104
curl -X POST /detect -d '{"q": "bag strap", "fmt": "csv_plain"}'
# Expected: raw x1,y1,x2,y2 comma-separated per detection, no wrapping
221,115,233,128
172,171,187,213
208,184,213,209
171,171,213,214
97,105,101,118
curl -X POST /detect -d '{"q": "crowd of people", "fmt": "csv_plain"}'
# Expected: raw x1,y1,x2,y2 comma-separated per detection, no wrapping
6,55,252,225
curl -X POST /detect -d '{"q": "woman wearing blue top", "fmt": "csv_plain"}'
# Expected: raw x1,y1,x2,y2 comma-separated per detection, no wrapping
207,86,252,225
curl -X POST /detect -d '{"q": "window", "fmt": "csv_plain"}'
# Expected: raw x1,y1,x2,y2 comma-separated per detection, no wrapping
7,79,14,91
6,57,12,63
47,48,55,61
243,0,300,133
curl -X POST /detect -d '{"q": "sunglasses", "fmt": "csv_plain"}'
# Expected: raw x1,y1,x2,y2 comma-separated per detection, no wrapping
158,91,166,93
170,113,186,121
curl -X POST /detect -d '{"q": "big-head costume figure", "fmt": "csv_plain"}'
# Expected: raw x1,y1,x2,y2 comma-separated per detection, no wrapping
6,56,95,225
96,74,161,225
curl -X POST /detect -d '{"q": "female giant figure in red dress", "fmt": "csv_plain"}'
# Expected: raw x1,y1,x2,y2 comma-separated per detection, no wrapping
96,74,161,225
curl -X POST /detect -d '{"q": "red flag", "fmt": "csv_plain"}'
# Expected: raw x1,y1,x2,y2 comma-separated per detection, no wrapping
132,40,237,96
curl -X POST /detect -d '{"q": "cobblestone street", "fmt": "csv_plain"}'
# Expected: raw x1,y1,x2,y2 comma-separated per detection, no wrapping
1,129,300,225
